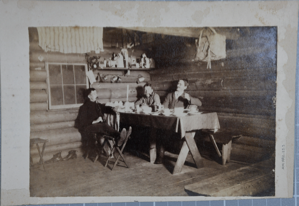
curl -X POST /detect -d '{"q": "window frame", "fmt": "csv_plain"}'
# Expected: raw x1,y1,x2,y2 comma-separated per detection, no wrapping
46,62,89,110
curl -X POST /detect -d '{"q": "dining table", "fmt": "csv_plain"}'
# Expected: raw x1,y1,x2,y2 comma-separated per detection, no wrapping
116,111,221,174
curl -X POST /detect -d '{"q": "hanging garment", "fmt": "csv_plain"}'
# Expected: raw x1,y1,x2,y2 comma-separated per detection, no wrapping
194,28,226,69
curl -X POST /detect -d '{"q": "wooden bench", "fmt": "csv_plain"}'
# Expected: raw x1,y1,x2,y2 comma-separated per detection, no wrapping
202,129,242,165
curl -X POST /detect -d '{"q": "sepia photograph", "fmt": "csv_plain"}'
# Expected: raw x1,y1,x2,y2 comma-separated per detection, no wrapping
1,1,297,205
29,26,276,197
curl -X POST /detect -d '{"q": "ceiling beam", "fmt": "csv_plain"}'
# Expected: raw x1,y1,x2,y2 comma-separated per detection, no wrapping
125,27,241,40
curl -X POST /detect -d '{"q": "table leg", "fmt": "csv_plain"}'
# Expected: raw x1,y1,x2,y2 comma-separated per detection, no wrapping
185,132,204,168
173,140,190,174
173,132,204,174
149,128,157,164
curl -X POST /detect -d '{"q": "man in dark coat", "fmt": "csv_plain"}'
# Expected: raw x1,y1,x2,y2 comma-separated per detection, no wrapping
76,88,126,156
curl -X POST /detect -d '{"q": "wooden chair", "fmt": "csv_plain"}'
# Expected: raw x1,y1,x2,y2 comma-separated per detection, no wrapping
30,138,48,170
105,127,132,170
201,129,242,165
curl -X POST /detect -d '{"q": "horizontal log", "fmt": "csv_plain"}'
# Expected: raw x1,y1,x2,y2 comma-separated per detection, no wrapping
217,114,275,140
30,141,82,156
127,27,240,40
233,136,275,148
93,70,150,79
152,78,276,91
222,78,276,91
30,121,75,132
150,64,276,76
30,70,47,82
217,113,275,129
201,97,274,110
96,88,137,99
97,77,150,84
30,90,47,103
150,69,276,83
30,110,78,125
91,82,145,90
227,45,276,59
30,128,81,146
31,146,83,164
199,106,275,116
156,90,275,99
30,82,47,90
30,51,86,63
97,96,137,104
30,62,45,70
30,102,48,111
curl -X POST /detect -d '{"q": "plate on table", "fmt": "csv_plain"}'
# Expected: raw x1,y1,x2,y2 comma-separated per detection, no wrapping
141,111,151,115
151,111,161,116
162,112,171,116
173,112,188,117
188,111,202,115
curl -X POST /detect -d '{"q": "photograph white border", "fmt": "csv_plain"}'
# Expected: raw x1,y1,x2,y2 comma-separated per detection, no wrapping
0,1,298,205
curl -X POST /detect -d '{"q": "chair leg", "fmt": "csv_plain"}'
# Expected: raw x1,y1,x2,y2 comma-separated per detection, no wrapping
116,147,129,168
41,142,47,170
105,147,115,168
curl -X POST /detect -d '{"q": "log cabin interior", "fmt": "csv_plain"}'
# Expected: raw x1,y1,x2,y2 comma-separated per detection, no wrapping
29,26,276,197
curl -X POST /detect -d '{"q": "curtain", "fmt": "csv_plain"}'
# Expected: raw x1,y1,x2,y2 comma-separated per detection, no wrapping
37,27,104,54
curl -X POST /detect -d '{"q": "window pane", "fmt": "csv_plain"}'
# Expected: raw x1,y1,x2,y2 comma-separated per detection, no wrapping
62,65,74,84
64,85,76,104
74,65,86,84
49,64,62,85
50,86,63,105
76,85,86,104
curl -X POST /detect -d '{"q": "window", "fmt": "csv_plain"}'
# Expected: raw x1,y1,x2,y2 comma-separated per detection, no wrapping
46,63,88,109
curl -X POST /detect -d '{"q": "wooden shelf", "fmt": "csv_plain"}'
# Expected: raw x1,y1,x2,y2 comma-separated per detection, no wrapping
94,67,154,71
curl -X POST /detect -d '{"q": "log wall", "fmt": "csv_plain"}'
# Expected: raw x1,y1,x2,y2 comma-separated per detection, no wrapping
29,28,151,164
150,28,277,163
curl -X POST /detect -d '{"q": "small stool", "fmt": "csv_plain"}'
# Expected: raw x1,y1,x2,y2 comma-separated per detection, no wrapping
30,138,48,170
202,130,241,165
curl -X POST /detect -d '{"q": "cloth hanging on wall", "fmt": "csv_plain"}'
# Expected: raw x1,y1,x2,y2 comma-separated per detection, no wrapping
194,27,226,69
37,27,104,54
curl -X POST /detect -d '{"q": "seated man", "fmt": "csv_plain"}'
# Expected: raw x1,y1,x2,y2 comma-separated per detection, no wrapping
135,83,161,107
156,79,202,164
76,88,126,157
163,79,202,109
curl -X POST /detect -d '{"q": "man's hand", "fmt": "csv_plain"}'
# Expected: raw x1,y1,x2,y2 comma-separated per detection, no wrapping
92,116,103,124
184,93,191,101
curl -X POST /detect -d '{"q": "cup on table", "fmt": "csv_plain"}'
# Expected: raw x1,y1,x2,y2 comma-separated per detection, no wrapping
189,105,198,113
136,105,141,113
163,108,170,115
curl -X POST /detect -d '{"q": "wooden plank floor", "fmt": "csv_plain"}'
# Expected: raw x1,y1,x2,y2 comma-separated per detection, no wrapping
30,150,265,197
